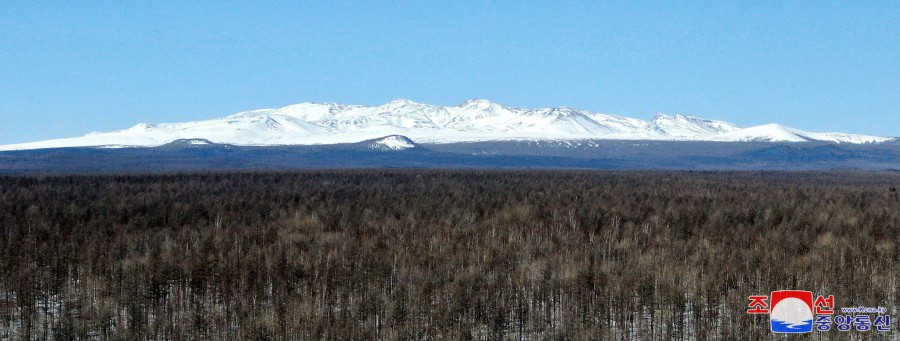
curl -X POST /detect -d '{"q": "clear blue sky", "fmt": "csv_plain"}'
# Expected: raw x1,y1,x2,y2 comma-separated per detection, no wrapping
1,1,897,144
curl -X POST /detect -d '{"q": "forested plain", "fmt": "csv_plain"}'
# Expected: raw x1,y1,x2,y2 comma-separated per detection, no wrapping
0,171,897,340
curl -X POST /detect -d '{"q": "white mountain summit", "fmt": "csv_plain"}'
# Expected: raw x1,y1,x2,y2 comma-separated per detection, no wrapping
0,99,892,150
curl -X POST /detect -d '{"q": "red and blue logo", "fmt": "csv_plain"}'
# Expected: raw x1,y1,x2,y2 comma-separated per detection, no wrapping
769,290,814,333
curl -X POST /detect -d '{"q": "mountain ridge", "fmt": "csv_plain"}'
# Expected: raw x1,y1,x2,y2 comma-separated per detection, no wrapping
0,99,893,151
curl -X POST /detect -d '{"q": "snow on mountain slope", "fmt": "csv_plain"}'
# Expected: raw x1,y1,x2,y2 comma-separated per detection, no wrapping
0,99,892,151
652,114,741,136
368,135,417,151
711,124,890,143
711,124,810,142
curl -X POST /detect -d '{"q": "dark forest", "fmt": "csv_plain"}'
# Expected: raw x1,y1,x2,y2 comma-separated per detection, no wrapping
0,171,897,340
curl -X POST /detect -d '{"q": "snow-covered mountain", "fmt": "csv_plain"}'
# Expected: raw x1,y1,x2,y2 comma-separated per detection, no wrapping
0,99,892,150
367,135,417,151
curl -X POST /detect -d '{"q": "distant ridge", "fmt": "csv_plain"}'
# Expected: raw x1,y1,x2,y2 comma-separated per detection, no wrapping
1,99,892,151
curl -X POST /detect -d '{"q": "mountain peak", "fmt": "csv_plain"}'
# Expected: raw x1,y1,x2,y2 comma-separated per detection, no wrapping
652,113,695,121
368,135,417,151
460,99,495,106
652,113,671,121
166,138,215,145
130,123,155,130
156,138,224,149
384,98,419,106
650,113,742,137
